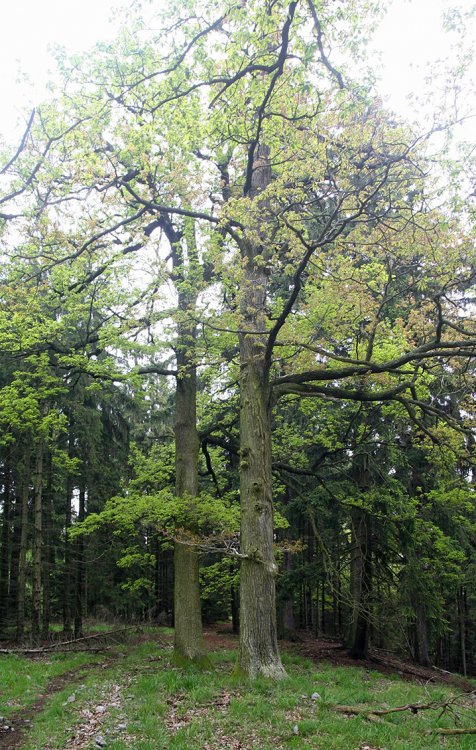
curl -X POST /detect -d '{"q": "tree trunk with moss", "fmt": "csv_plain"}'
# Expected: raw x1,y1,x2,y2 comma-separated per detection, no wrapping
171,247,209,667
236,144,286,679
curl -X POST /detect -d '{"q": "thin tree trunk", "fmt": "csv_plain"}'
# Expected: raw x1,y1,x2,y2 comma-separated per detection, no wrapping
307,523,313,632
333,580,339,637
459,587,467,677
315,579,320,634
414,597,431,667
236,144,285,679
8,488,22,628
41,508,50,640
74,485,86,638
153,536,161,621
63,421,74,636
231,580,240,634
41,453,53,639
31,438,44,642
0,452,12,634
280,550,296,639
321,571,326,634
16,441,30,642
63,479,73,636
348,506,372,659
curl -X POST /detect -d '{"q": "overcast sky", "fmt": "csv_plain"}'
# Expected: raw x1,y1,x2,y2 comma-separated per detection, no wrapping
0,0,474,143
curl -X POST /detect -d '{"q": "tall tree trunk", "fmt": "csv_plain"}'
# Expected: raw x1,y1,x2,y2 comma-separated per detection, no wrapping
348,506,372,659
409,546,431,667
172,292,209,666
278,549,296,639
236,144,285,679
9,489,22,628
459,587,467,677
41,514,50,640
414,596,431,667
63,479,73,636
153,536,161,621
315,579,321,634
63,422,74,636
237,341,284,676
0,452,12,634
74,485,86,638
16,441,31,642
321,571,326,634
41,453,54,639
31,438,44,642
231,579,240,635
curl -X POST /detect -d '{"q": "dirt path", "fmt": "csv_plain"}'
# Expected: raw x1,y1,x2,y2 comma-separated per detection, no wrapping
0,663,102,750
58,678,136,750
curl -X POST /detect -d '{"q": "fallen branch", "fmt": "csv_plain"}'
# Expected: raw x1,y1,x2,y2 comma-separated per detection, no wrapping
0,625,139,654
427,728,476,736
368,655,436,682
334,689,475,719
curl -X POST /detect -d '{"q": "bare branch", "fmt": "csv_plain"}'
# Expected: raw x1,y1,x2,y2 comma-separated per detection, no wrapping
306,0,345,89
1,109,36,175
243,1,298,196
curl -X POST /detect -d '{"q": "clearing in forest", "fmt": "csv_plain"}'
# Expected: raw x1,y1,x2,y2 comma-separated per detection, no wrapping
0,627,475,750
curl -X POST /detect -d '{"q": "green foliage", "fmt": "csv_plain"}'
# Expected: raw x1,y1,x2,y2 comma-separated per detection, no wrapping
0,0,475,671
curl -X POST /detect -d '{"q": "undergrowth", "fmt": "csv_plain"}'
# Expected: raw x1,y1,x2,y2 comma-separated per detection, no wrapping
2,632,475,750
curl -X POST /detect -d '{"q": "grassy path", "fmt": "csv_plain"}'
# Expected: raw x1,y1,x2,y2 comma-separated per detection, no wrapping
1,629,475,750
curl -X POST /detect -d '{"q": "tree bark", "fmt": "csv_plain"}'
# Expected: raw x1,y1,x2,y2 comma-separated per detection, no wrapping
236,144,285,679
63,479,73,636
16,441,30,642
171,269,209,667
278,549,296,639
414,597,431,667
0,452,12,634
8,488,22,628
459,587,467,677
74,485,86,638
41,453,53,639
231,579,240,634
31,438,44,642
63,422,74,636
348,505,372,659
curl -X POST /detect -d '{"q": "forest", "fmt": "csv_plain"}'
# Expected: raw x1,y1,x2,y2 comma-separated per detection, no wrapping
0,0,475,697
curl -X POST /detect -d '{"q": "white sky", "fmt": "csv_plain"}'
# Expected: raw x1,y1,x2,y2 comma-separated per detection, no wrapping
0,0,474,144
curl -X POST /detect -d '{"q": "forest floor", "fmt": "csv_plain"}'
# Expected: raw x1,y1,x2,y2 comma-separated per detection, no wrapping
0,626,475,750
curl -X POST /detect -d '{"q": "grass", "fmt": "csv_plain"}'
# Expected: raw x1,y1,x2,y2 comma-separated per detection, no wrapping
1,631,475,749
0,651,102,719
